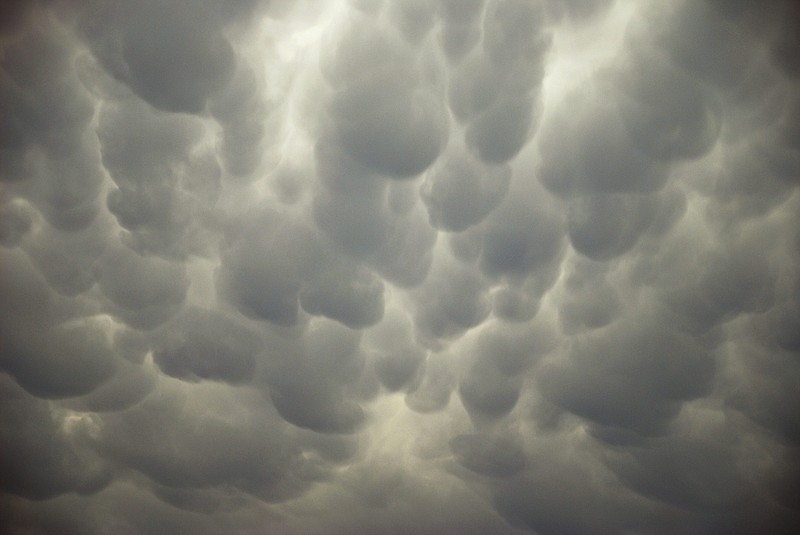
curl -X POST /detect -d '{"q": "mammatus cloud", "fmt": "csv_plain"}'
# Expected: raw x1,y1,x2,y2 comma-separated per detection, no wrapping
1,0,799,533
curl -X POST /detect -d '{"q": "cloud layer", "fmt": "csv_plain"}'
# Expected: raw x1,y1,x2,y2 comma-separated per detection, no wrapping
1,1,799,534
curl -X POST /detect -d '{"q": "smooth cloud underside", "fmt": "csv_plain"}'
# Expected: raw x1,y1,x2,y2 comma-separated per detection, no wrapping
1,1,799,534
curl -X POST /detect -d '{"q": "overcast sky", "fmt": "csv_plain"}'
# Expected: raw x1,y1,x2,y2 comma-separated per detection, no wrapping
1,0,799,533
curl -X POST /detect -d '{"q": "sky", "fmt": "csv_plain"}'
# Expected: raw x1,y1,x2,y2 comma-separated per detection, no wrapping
1,0,799,534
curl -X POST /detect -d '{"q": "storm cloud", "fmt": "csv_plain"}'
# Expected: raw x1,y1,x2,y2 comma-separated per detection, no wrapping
1,1,799,534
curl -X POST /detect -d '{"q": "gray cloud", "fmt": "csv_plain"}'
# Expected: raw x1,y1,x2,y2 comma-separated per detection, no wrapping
366,305,427,391
0,15,104,230
421,144,511,231
77,0,258,114
320,12,448,178
436,0,484,63
61,356,157,413
450,431,526,477
448,0,550,163
539,313,717,436
97,244,189,330
411,253,491,342
538,80,669,197
217,209,323,326
2,0,800,533
0,375,111,500
152,306,261,384
210,63,271,177
260,319,369,434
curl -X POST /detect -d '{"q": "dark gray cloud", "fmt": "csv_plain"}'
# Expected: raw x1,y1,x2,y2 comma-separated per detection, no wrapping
22,213,112,296
0,375,111,500
0,14,104,230
61,356,157,413
89,381,311,500
151,306,261,384
2,0,799,534
97,244,189,329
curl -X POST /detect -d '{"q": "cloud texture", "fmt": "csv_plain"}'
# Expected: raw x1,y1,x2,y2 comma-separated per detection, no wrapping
1,1,799,533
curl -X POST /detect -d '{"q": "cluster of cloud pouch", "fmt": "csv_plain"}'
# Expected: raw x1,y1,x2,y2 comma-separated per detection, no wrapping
1,0,799,534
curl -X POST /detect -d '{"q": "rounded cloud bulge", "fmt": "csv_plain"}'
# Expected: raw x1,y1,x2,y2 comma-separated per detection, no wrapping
1,1,800,534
